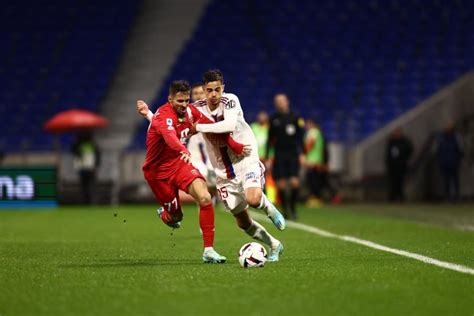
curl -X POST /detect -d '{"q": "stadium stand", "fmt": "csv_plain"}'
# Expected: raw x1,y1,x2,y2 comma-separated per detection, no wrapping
0,0,138,151
131,0,474,148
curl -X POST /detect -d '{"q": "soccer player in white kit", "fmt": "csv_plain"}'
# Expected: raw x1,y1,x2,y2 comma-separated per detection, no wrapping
193,69,285,261
138,70,285,261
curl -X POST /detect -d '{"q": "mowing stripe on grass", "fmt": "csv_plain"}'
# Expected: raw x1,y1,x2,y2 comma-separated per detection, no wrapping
251,212,474,276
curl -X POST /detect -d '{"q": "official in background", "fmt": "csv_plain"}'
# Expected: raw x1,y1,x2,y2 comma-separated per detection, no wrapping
385,127,413,202
436,122,464,201
251,111,271,161
265,93,305,219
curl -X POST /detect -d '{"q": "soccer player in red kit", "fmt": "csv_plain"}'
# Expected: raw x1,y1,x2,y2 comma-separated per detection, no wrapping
141,80,246,263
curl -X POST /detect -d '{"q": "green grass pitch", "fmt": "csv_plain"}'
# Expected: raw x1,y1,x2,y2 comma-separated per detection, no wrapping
1,204,473,315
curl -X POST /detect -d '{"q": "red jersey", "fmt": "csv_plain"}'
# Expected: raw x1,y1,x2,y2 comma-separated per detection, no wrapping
143,102,202,179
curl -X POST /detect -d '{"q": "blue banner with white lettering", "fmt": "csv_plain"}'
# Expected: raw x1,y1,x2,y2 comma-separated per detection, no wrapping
0,167,57,208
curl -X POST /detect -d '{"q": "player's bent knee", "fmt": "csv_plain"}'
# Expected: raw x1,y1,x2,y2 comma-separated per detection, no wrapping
197,192,212,206
245,191,262,207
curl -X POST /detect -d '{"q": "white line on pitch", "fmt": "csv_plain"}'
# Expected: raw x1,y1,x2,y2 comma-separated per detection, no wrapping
454,224,474,232
250,212,474,276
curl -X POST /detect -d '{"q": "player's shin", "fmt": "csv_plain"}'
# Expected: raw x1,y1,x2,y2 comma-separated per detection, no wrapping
199,203,215,249
257,193,274,215
256,193,286,230
245,219,279,249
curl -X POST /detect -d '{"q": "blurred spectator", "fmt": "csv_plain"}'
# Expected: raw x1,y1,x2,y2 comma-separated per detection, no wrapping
385,128,413,202
251,111,277,203
191,82,206,101
0,149,4,166
266,93,305,219
436,122,464,201
304,118,340,207
72,133,100,204
251,111,270,161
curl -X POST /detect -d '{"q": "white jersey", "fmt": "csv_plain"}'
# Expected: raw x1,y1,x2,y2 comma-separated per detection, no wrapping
186,133,215,186
194,93,260,180
187,133,213,171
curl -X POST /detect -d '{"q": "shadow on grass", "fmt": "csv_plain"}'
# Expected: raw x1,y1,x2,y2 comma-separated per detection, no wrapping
59,258,201,268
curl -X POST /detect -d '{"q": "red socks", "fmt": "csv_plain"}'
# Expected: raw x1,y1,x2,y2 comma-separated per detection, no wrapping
199,203,215,248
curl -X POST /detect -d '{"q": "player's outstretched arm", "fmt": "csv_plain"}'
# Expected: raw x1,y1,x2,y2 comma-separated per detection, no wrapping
190,119,248,156
194,96,241,134
195,115,238,133
189,105,250,156
137,100,154,122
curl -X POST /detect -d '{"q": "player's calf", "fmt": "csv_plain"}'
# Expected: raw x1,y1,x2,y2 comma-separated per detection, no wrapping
235,210,281,252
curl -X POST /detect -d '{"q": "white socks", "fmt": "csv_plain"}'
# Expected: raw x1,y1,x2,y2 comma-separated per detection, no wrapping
245,220,278,248
257,194,275,217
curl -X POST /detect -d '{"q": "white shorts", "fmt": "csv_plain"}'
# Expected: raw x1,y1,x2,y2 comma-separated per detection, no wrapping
216,161,265,214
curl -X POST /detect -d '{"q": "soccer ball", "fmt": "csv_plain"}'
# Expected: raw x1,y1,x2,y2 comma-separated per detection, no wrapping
238,242,267,268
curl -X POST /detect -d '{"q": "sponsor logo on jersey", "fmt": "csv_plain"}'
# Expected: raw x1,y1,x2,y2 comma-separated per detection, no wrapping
224,100,236,110
245,172,258,181
166,118,174,130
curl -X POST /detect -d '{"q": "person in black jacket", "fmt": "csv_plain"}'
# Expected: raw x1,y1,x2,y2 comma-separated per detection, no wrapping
385,128,413,202
436,122,464,201
265,93,305,219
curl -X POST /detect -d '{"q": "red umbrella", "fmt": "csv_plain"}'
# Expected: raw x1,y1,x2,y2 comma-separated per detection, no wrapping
44,109,108,133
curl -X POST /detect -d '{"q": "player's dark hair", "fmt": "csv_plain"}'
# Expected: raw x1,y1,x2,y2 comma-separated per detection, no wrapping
191,82,203,91
169,80,190,96
202,69,224,85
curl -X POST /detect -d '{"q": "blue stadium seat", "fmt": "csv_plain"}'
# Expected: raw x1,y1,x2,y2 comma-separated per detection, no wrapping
0,0,139,151
134,0,474,148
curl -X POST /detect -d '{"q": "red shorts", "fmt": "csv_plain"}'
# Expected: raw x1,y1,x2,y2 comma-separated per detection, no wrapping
144,161,205,214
